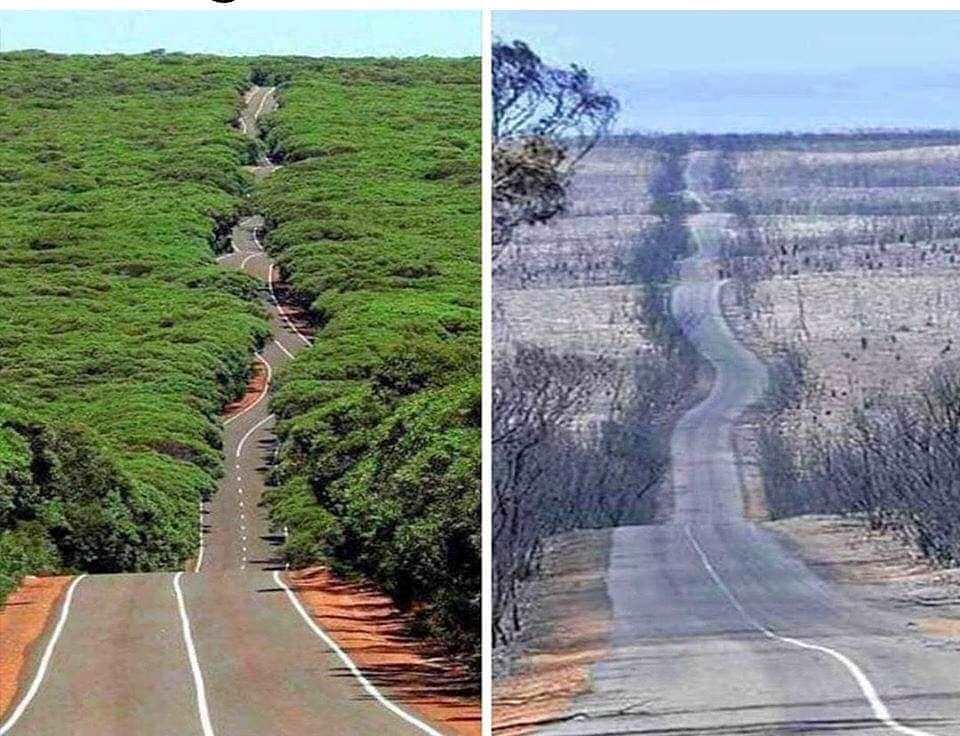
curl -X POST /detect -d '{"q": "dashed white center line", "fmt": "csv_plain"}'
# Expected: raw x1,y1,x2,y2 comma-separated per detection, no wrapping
268,264,312,346
194,499,205,573
223,92,279,581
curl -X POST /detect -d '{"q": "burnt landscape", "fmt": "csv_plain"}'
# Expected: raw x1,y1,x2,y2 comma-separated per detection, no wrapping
493,128,960,733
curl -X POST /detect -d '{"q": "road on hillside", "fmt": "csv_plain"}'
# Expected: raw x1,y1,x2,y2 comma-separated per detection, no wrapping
1,86,440,736
541,167,960,735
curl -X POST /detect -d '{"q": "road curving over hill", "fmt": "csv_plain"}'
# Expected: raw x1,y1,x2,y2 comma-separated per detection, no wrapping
0,86,445,736
539,161,960,735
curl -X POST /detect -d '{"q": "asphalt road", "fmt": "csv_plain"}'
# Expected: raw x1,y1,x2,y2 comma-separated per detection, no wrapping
542,174,960,734
1,86,440,736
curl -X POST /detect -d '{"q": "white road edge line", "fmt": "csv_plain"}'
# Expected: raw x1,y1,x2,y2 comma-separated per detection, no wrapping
0,575,87,735
268,264,312,346
240,252,263,269
274,338,295,360
683,525,942,736
223,353,273,426
272,570,444,736
236,413,275,459
215,238,239,260
173,572,215,736
254,86,275,120
248,209,308,356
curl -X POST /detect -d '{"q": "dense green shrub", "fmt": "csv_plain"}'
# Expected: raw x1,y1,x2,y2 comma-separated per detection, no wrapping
253,58,481,662
0,55,481,668
0,52,269,595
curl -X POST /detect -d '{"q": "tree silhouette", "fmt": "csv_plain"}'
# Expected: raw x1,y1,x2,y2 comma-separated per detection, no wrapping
492,39,619,257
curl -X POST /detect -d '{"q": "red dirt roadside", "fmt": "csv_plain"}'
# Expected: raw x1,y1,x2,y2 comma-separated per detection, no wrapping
287,567,480,736
0,575,72,719
223,359,269,419
493,530,613,735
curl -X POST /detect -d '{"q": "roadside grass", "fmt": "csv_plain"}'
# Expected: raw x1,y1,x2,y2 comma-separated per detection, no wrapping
0,52,269,599
251,58,481,662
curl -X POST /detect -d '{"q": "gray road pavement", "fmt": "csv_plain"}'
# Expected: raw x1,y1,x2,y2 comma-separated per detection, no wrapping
542,175,960,735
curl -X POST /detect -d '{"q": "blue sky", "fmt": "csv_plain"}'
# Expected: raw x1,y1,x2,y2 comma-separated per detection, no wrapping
495,11,960,133
0,11,480,57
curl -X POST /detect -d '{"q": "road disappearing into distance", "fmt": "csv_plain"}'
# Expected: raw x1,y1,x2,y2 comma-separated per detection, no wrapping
0,87,442,736
540,166,960,736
